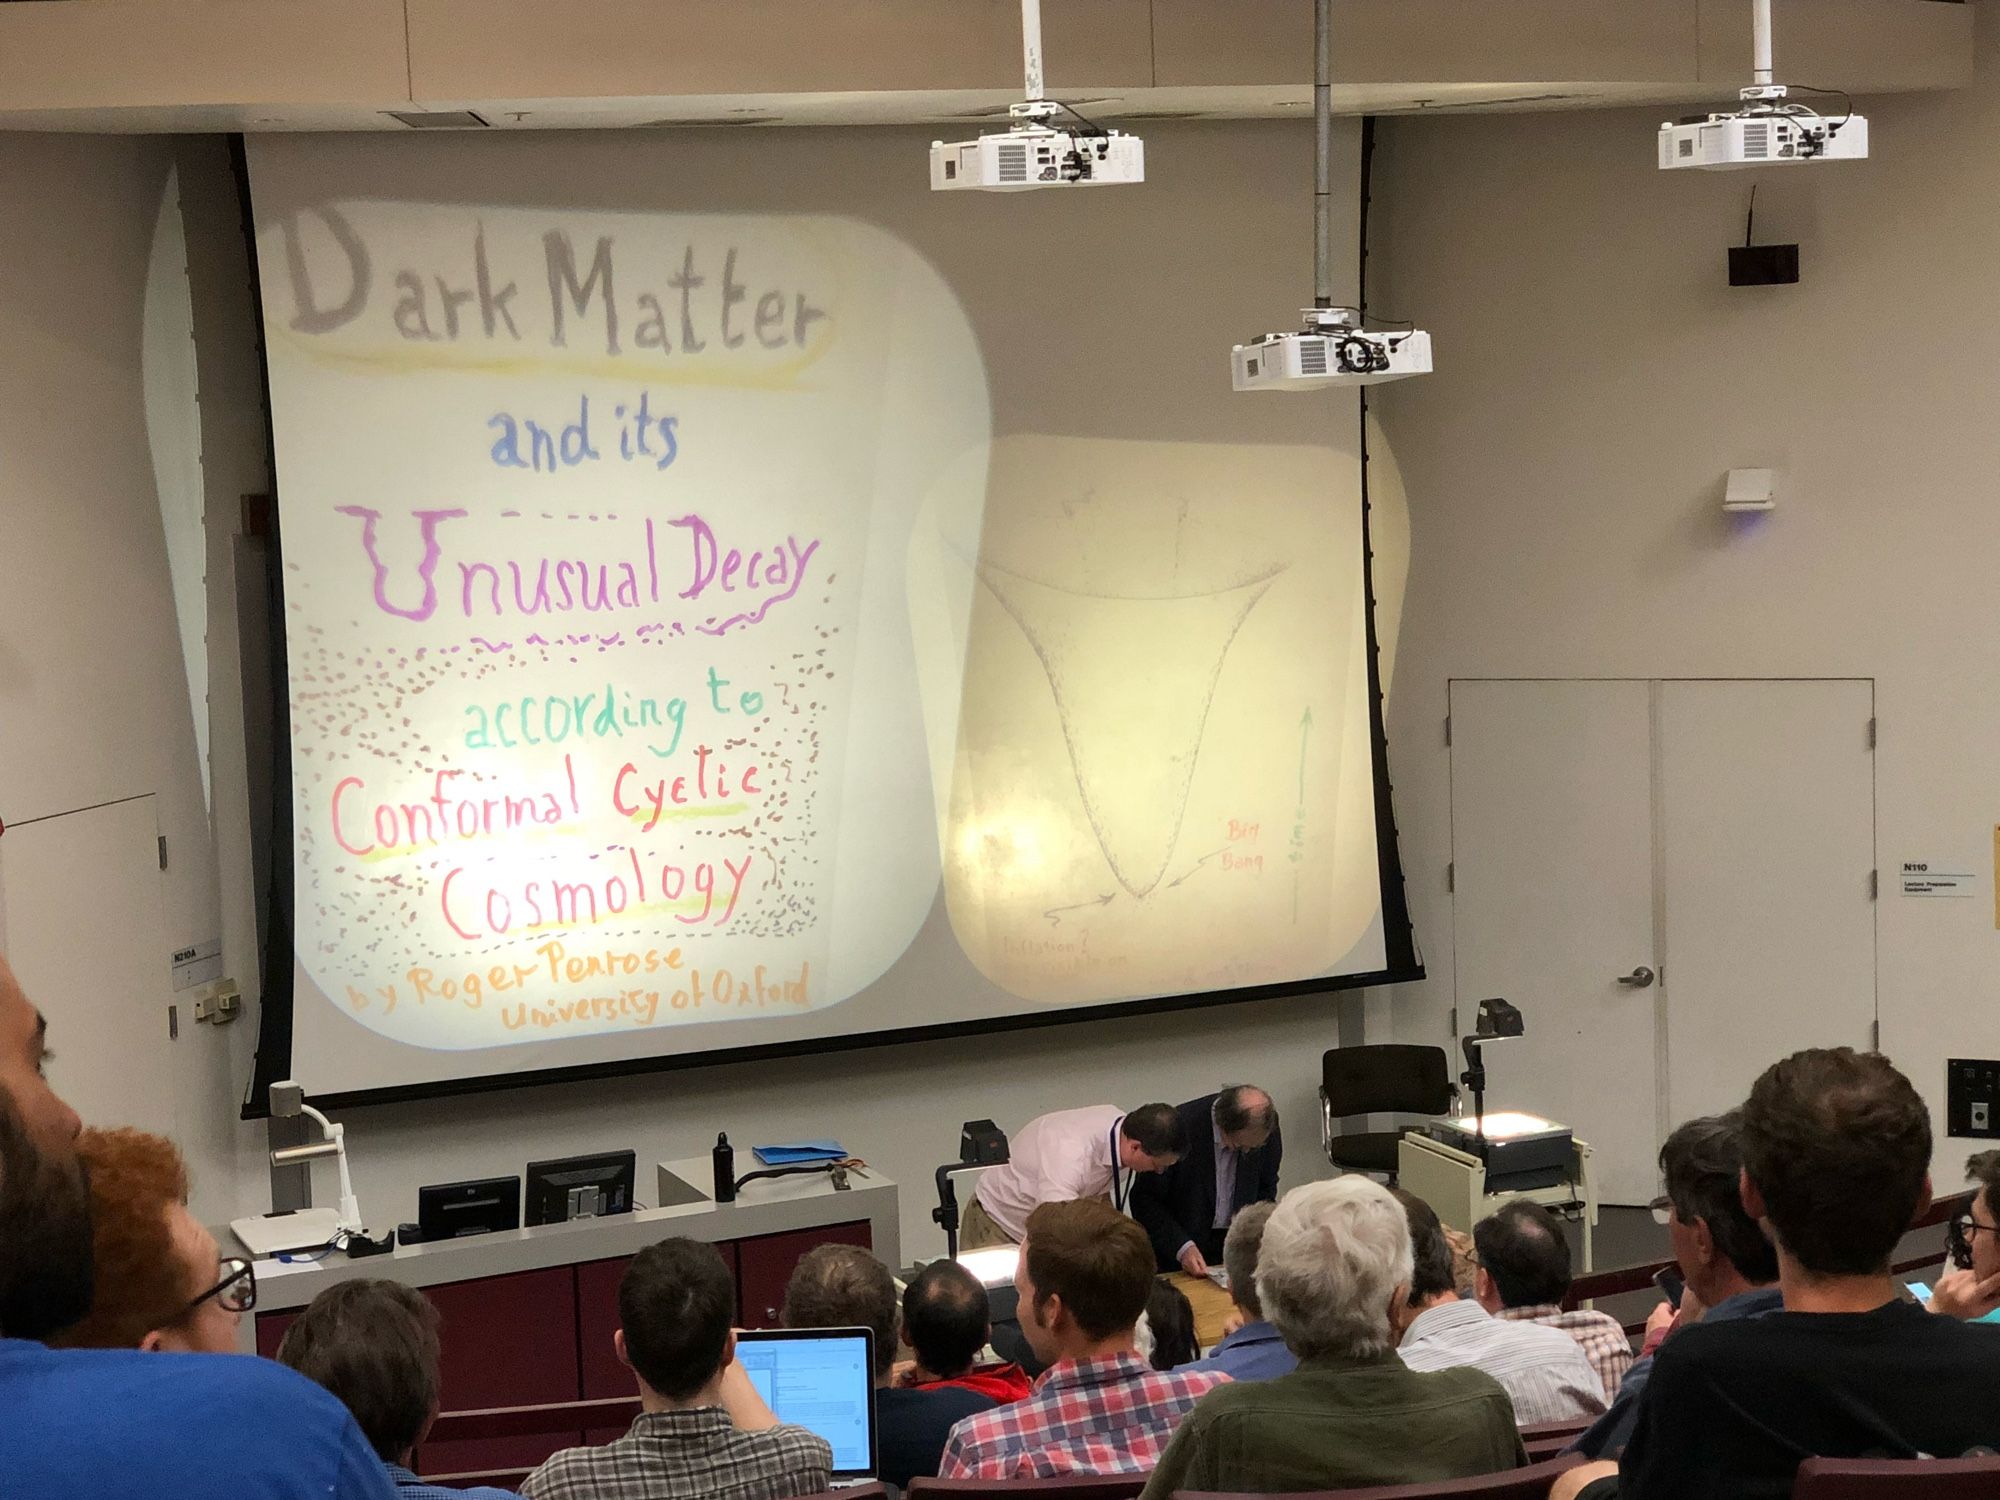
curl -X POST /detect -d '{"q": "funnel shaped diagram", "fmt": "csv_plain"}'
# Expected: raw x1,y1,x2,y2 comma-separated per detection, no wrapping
978,560,1283,898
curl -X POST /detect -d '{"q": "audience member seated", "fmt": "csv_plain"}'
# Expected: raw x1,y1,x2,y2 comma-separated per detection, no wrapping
277,1279,516,1499
1139,1178,1525,1500
0,957,393,1500
1555,1048,2000,1500
1475,1200,1634,1399
1138,1278,1198,1370
900,1259,1032,1404
781,1243,994,1488
1569,1112,1780,1459
522,1237,831,1500
1391,1187,1605,1425
1926,1149,2000,1321
48,1127,248,1353
938,1198,1226,1477
1178,1202,1296,1382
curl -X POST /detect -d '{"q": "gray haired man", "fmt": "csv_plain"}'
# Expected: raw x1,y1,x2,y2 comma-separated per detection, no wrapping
1140,1178,1524,1499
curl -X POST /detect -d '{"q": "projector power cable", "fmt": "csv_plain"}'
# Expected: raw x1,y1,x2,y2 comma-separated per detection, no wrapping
1052,99,1109,137
733,1157,871,1193
1787,84,1855,127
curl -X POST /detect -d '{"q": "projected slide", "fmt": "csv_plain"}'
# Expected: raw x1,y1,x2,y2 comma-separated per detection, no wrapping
247,130,1407,1103
912,435,1365,1004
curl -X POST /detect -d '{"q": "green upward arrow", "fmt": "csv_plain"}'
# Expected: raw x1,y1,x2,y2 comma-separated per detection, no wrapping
1298,706,1313,803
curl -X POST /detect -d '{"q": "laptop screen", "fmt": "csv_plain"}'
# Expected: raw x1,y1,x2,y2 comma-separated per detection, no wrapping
735,1328,878,1477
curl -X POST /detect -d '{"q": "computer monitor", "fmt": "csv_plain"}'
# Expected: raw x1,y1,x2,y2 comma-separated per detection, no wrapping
523,1149,636,1227
733,1327,878,1480
416,1175,522,1241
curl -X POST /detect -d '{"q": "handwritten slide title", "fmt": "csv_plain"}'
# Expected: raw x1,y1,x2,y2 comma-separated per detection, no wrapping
276,207,830,360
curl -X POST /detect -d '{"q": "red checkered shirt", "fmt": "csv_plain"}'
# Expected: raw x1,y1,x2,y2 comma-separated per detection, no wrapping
1495,1304,1634,1401
937,1352,1228,1479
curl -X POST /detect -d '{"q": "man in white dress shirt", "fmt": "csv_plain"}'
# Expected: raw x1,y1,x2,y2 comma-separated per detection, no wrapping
962,1104,1186,1248
1392,1188,1607,1426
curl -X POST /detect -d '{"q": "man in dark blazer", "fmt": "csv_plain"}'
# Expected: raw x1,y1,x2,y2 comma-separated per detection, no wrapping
1131,1086,1281,1275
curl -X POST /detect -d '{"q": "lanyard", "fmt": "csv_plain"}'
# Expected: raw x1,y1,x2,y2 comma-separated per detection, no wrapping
1109,1122,1129,1212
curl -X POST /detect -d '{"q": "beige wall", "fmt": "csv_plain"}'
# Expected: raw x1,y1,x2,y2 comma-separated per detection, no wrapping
1369,9,2000,1192
0,1,1969,128
0,132,246,1218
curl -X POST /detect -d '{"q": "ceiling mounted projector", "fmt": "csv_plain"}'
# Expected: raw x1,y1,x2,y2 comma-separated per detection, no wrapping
929,0,1142,192
1233,308,1432,391
1659,106,1867,171
1659,0,1867,170
931,102,1144,191
1231,0,1430,391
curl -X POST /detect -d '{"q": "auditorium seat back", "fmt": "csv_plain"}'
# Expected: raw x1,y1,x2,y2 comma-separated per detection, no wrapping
1792,1454,2000,1498
1176,1452,1583,1500
909,1478,1150,1500
1518,1420,1591,1463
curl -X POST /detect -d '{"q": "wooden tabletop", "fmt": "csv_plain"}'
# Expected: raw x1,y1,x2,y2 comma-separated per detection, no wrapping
1164,1270,1237,1351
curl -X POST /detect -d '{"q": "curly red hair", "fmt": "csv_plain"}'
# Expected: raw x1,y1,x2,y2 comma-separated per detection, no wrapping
49,1127,195,1349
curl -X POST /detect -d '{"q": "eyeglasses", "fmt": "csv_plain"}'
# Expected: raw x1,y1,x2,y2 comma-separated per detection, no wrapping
174,1256,256,1322
1648,1194,1675,1227
1946,1214,2000,1271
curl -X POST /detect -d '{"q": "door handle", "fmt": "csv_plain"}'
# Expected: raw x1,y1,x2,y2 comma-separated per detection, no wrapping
1617,966,1656,988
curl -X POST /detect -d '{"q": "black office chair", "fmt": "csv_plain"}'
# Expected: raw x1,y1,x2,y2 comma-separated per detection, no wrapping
1320,1044,1456,1183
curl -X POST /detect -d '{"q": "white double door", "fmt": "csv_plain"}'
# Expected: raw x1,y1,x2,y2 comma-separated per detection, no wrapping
0,795,183,1140
1448,679,1876,1205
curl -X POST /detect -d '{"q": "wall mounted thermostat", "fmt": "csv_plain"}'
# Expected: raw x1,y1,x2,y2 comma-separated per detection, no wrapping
1724,468,1777,512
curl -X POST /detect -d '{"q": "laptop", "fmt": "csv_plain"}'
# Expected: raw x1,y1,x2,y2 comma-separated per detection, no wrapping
734,1327,879,1484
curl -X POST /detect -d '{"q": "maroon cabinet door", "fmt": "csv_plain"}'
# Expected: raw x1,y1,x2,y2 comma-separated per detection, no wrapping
577,1254,635,1402
416,1265,584,1483
734,1222,872,1329
254,1310,298,1361
577,1247,643,1443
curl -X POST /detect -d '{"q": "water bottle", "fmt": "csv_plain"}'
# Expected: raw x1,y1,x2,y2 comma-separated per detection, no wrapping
712,1132,736,1203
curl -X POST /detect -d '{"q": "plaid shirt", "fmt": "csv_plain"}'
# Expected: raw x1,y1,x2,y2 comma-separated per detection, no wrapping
520,1408,832,1500
1496,1304,1634,1401
938,1352,1228,1478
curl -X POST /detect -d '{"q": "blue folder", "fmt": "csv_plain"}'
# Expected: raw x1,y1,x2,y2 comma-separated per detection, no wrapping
752,1141,848,1165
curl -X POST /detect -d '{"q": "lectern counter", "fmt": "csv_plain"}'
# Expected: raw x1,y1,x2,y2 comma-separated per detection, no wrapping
231,1159,897,1488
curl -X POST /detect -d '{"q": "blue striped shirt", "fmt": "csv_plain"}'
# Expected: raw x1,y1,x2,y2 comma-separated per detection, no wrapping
386,1461,520,1498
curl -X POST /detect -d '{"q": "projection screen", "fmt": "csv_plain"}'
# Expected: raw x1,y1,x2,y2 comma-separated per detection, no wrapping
242,125,1418,1108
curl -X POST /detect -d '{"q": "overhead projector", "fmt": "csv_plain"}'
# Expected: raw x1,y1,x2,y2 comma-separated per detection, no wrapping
1659,94,1868,171
1232,308,1433,391
931,104,1143,191
1659,0,1869,171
